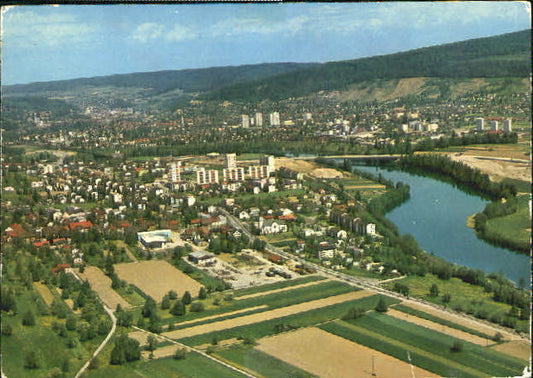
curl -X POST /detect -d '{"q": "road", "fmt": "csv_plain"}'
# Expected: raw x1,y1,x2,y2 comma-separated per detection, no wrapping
68,269,118,378
131,326,257,378
218,208,529,342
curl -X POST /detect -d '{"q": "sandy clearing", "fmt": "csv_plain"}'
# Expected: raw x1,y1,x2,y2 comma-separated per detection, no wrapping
34,282,55,306
235,280,327,301
256,327,439,378
310,168,343,179
77,266,131,310
490,340,530,361
128,330,166,347
276,157,318,174
162,290,373,340
387,309,493,346
141,345,180,360
176,305,268,327
345,184,386,189
401,302,520,341
114,260,203,302
449,153,531,182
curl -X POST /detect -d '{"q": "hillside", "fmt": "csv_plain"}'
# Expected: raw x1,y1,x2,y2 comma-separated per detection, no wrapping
206,30,531,102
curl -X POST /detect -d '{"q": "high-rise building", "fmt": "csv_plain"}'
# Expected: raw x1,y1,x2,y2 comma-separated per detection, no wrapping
490,120,499,131
248,165,270,179
269,112,280,127
169,161,181,183
255,112,263,127
223,167,245,182
503,118,512,133
259,155,275,172
475,117,484,131
241,115,250,128
196,168,219,185
225,153,237,169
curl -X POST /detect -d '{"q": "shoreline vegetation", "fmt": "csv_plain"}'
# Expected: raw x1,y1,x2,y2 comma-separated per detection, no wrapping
318,157,528,334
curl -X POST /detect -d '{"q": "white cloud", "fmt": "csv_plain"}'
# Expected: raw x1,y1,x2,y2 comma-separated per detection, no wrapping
3,8,95,47
131,22,195,43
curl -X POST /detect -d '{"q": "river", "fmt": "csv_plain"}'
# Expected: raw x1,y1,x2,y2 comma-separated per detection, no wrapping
353,164,530,288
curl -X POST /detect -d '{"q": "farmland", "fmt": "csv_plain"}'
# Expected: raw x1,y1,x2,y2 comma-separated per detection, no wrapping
76,266,131,310
319,312,526,378
114,260,204,302
255,327,438,378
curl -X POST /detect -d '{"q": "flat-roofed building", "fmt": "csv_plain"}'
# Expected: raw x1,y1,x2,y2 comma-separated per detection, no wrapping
137,229,173,249
196,168,219,185
223,167,245,182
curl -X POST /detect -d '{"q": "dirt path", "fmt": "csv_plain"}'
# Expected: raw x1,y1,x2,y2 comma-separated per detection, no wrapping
77,266,131,310
256,327,438,378
33,282,55,306
401,302,519,341
163,290,373,340
387,309,493,346
115,240,138,262
235,280,327,301
449,153,531,182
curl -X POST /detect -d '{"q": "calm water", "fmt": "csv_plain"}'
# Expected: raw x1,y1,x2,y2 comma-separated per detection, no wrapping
354,165,530,287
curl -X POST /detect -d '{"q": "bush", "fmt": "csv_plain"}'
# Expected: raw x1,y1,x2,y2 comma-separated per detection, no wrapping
173,348,187,360
170,301,186,316
342,306,365,320
24,350,43,369
22,310,36,326
492,332,503,343
198,287,207,299
66,315,77,331
190,302,205,313
2,324,13,336
168,290,178,300
181,291,192,305
375,297,388,313
450,340,464,353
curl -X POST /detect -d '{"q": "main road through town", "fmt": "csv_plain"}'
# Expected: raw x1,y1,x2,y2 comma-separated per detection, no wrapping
218,208,528,342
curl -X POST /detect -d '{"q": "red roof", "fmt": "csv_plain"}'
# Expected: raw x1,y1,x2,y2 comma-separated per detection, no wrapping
51,263,71,274
69,220,94,231
33,240,50,247
278,214,296,221
6,224,26,238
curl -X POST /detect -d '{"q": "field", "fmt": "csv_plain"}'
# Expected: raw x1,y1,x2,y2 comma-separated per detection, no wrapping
232,275,325,298
114,260,204,302
235,280,326,301
490,340,531,361
76,266,131,310
83,352,247,378
387,309,493,346
256,327,438,378
33,282,55,306
386,274,529,334
163,290,374,340
320,312,526,378
216,345,315,378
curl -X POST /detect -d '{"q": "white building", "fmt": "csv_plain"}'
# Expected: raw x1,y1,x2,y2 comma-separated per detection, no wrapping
398,124,409,133
269,112,280,127
259,155,275,172
169,161,181,183
490,120,499,131
475,117,484,131
241,115,250,128
248,165,270,179
503,118,512,133
366,223,376,236
225,153,237,169
223,167,245,182
196,168,219,185
255,112,263,127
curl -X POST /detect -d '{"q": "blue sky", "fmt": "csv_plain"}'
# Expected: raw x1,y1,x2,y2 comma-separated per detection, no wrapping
2,2,530,85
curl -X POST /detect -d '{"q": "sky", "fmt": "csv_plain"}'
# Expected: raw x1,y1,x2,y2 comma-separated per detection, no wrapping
1,2,531,85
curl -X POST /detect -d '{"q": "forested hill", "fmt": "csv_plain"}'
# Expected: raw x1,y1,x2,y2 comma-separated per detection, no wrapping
3,62,318,96
206,29,531,102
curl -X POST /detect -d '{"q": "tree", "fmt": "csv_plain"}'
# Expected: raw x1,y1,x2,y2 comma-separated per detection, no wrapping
161,295,170,310
442,293,452,304
142,297,157,318
375,297,388,313
110,335,140,365
146,335,157,352
168,290,178,300
22,310,36,326
24,350,43,369
173,348,187,360
429,283,439,297
170,301,186,316
181,291,192,305
2,324,13,336
198,287,207,300
61,357,71,373
66,315,77,331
